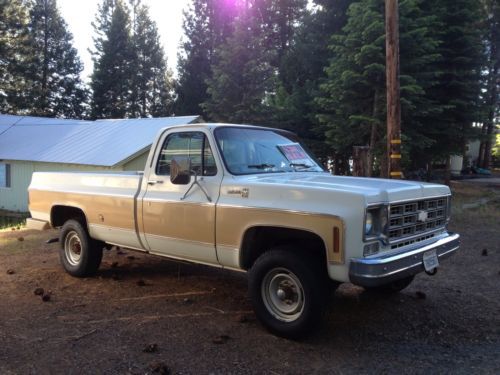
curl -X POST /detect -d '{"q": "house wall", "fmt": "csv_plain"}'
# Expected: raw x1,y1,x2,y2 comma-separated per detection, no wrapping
0,161,122,212
1,148,151,212
122,151,149,171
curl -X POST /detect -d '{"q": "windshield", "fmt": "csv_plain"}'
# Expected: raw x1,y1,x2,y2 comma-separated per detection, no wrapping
214,127,324,175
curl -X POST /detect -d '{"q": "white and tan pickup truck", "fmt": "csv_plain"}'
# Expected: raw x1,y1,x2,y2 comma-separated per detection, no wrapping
28,123,460,338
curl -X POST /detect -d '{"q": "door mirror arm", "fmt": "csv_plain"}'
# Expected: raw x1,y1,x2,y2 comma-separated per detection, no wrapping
180,170,212,202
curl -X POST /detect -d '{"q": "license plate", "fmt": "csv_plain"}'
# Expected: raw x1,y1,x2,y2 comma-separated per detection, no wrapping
423,249,439,272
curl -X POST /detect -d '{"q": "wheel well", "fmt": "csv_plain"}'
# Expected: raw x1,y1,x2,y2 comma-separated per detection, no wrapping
51,206,88,229
240,226,327,270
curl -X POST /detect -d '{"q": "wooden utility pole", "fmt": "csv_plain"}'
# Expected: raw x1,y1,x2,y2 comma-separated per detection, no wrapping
385,0,402,179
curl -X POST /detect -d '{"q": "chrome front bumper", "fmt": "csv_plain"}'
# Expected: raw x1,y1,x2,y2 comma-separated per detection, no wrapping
349,233,460,287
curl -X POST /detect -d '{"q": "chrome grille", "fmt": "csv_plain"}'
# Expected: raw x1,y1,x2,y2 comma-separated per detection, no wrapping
388,197,447,245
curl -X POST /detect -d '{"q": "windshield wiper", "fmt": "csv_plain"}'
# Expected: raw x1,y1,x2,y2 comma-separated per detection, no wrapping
290,163,315,170
248,163,275,169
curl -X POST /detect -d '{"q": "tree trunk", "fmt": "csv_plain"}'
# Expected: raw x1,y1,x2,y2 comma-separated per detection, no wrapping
41,0,50,114
368,89,380,177
444,155,451,186
353,146,370,177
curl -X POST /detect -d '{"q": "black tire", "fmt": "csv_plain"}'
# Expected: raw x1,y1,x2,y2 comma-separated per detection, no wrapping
248,247,327,339
364,275,415,294
59,219,103,277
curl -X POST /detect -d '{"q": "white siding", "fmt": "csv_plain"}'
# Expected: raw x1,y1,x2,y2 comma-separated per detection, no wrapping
0,160,126,212
0,161,33,212
123,150,149,171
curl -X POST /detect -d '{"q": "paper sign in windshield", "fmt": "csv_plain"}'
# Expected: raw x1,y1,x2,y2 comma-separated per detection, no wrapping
277,143,311,165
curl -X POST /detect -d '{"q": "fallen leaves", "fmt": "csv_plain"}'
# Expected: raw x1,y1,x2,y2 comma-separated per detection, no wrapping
143,343,158,353
149,361,170,374
212,335,230,344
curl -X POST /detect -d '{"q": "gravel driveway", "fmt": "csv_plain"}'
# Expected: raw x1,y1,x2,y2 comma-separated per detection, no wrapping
0,182,499,374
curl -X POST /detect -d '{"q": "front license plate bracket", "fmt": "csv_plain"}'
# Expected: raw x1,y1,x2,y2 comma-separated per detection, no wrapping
423,249,439,272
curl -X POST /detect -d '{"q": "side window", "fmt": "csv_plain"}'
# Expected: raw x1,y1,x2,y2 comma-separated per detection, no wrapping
0,163,11,188
156,132,217,177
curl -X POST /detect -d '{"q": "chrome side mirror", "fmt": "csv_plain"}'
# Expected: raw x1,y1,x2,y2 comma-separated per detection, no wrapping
170,157,191,185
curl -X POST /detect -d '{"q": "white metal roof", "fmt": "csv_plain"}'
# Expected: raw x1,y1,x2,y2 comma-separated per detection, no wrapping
0,115,199,166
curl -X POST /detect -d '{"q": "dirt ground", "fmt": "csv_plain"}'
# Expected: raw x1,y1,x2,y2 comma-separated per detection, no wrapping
1,181,499,374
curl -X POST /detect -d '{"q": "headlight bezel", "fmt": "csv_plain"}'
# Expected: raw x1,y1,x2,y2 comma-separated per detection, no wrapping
363,204,389,243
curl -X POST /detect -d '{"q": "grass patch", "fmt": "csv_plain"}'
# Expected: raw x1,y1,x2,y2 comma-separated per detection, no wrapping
450,182,500,226
0,212,28,230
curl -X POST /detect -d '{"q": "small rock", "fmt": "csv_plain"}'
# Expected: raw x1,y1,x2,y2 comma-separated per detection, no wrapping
42,293,51,302
127,255,136,261
110,261,119,268
182,298,193,305
11,227,16,231
149,361,170,374
34,287,44,296
415,291,426,299
235,314,248,323
212,335,230,344
481,248,488,256
136,279,146,287
17,237,24,242
6,269,15,275
143,343,158,353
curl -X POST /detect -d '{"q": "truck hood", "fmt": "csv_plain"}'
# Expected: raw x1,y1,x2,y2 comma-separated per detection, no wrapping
234,172,450,205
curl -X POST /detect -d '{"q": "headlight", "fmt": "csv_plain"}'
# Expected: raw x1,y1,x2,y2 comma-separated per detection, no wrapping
364,205,388,241
365,212,374,235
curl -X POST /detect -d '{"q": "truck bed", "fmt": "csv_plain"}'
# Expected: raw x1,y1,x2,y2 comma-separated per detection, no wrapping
29,172,143,245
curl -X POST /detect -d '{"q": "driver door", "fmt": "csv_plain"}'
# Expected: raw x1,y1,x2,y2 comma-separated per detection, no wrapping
141,130,222,264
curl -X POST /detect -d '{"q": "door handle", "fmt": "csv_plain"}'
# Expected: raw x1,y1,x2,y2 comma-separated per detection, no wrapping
147,180,164,185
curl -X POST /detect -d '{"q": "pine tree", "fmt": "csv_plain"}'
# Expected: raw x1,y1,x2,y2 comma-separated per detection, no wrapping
269,0,351,163
420,0,485,166
203,6,276,124
478,0,499,168
254,0,307,69
175,0,238,116
129,3,174,117
91,0,133,118
316,0,442,176
25,0,87,118
0,0,30,113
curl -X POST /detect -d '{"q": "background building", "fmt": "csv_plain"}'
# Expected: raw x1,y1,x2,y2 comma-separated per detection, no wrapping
0,114,200,212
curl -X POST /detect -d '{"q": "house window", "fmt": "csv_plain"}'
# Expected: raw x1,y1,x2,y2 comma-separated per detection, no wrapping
0,163,11,188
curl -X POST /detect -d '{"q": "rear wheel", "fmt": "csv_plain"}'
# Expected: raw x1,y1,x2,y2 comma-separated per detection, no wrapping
248,247,327,339
59,219,103,277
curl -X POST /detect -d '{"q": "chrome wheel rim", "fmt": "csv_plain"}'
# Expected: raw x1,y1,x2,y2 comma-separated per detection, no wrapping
261,268,305,322
64,231,82,266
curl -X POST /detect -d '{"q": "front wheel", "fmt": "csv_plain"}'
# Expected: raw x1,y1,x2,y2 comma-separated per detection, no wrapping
59,219,103,277
248,248,327,339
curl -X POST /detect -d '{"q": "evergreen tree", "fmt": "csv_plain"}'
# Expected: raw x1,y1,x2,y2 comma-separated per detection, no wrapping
129,3,174,117
269,0,351,163
175,0,238,116
203,7,276,124
478,0,499,168
420,0,485,166
91,0,133,118
0,0,30,113
25,0,87,118
316,0,441,176
254,0,307,69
